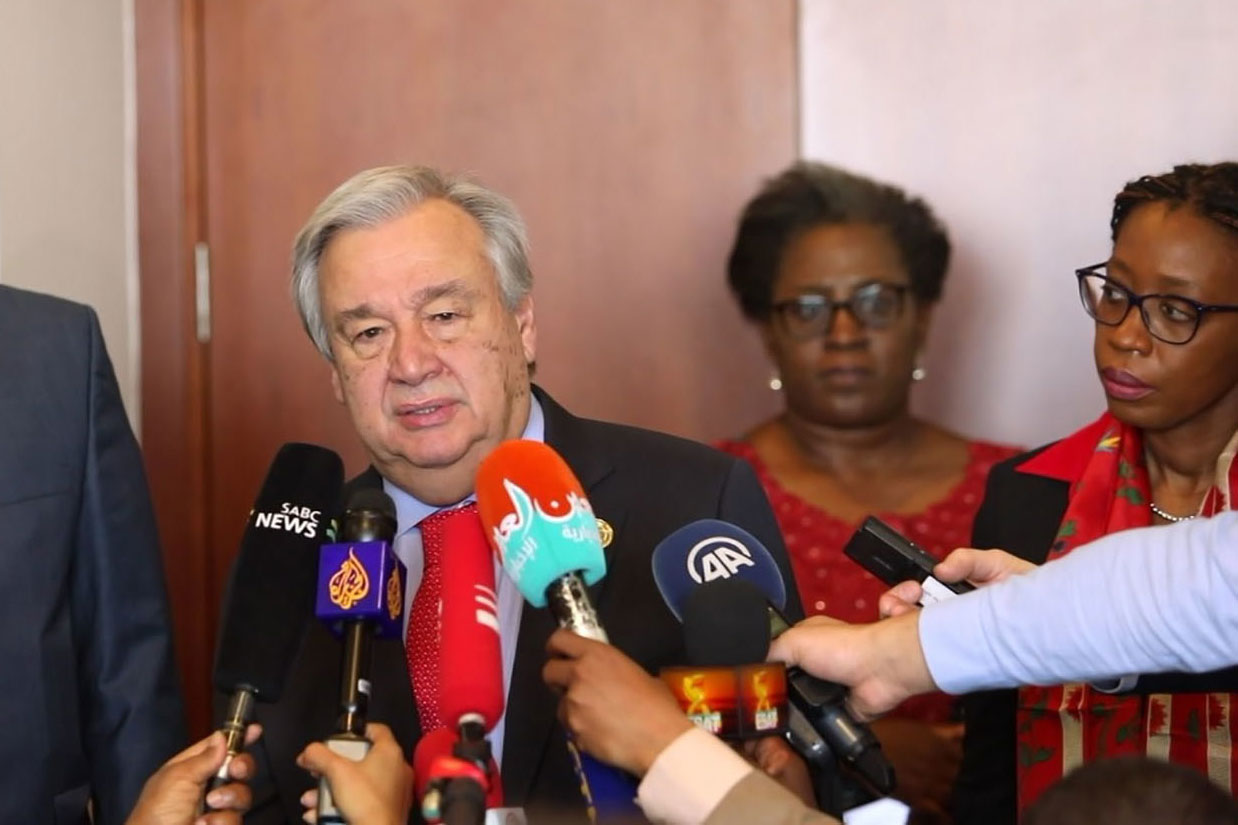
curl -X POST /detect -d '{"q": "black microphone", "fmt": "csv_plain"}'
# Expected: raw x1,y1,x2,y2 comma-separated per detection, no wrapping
313,487,403,824
663,578,789,741
210,443,345,795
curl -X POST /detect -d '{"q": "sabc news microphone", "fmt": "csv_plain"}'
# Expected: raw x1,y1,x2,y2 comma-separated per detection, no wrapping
660,578,790,741
209,443,344,804
314,488,406,824
652,519,896,797
431,507,505,824
476,439,641,823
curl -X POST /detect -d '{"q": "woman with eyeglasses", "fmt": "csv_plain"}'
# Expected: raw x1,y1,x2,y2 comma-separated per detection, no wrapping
718,161,1018,822
953,162,1238,825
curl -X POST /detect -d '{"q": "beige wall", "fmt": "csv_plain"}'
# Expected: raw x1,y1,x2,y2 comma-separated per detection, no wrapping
0,0,138,426
7,0,1237,449
799,0,1238,449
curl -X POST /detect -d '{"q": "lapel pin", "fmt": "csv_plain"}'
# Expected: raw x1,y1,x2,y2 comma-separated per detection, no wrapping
596,518,614,548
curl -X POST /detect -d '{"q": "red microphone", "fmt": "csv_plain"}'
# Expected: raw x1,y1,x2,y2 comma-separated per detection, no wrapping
433,509,505,822
439,509,504,734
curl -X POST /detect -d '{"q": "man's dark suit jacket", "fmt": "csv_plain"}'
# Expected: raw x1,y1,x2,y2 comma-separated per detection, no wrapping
0,286,186,824
239,387,803,823
953,446,1238,825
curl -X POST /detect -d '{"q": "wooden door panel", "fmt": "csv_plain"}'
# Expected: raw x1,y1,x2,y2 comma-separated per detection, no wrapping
178,0,795,732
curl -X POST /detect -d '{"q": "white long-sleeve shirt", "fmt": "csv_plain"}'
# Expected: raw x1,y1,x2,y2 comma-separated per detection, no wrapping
921,511,1238,693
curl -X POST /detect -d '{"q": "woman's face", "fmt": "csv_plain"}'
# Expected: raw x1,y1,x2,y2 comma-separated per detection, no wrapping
1095,201,1238,434
762,222,930,428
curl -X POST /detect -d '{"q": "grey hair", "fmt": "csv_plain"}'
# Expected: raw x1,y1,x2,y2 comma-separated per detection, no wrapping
291,165,533,360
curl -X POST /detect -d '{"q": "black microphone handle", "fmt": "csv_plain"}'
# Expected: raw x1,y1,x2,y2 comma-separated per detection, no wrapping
203,688,256,804
336,619,373,736
317,618,376,823
440,778,487,825
786,666,896,796
437,724,493,825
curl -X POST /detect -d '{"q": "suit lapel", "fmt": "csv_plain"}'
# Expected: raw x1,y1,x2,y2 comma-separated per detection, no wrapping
500,388,623,803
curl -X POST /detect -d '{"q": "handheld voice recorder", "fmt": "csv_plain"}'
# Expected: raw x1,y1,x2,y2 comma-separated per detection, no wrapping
843,517,974,606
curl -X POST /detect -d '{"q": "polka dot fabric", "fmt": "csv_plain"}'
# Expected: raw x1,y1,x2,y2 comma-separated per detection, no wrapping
717,438,1018,722
406,502,479,733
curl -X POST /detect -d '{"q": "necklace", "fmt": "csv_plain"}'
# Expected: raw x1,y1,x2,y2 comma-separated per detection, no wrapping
1149,501,1197,523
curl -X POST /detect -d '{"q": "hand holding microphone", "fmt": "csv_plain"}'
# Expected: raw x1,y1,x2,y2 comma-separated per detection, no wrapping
542,629,694,776
126,726,261,825
297,723,412,825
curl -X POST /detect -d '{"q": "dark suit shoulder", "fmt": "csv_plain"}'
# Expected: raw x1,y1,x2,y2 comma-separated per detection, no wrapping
971,442,1070,564
566,411,740,470
0,284,93,331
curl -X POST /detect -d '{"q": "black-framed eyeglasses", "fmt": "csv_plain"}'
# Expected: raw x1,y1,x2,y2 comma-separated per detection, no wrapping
1075,263,1238,345
770,282,910,340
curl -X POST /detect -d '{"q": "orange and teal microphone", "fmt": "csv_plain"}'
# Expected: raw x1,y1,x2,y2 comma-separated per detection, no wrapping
476,440,638,822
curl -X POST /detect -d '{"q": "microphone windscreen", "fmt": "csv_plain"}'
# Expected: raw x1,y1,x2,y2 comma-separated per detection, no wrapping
476,440,606,607
651,519,787,621
347,487,395,517
439,508,504,731
213,443,344,699
340,487,397,541
682,578,771,666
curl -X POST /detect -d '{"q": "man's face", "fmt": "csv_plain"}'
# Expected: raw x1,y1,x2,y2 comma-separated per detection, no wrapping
320,199,536,503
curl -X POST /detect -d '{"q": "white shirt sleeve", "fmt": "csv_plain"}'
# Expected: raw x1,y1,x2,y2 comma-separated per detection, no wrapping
636,727,755,825
919,511,1238,694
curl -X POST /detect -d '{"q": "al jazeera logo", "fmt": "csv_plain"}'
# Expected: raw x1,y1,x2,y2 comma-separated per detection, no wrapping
328,548,370,610
385,565,402,621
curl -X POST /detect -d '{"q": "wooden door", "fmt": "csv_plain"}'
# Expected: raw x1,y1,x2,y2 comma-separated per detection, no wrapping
140,0,796,735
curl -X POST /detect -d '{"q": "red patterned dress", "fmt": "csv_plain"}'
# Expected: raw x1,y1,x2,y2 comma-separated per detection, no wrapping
717,438,1019,722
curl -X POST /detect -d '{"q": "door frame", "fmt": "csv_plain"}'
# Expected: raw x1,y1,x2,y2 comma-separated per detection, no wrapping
135,0,214,737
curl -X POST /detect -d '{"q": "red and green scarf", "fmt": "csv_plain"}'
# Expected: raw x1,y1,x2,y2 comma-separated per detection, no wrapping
1014,412,1238,812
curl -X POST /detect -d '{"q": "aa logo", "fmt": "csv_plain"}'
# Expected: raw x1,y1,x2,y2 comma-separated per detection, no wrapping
686,536,755,583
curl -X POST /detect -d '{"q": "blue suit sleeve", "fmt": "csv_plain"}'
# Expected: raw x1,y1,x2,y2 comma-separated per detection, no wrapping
70,308,186,823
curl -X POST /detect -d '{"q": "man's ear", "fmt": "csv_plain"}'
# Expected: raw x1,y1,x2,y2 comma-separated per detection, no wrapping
514,295,537,364
329,364,345,404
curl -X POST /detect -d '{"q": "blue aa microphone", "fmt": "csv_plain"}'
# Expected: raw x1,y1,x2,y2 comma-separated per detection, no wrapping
651,519,787,620
652,520,896,797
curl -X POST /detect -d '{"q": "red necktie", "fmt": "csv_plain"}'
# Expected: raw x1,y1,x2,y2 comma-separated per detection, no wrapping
406,503,478,733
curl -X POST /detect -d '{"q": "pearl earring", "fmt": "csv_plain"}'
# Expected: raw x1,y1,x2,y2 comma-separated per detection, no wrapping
769,373,783,392
912,363,927,382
